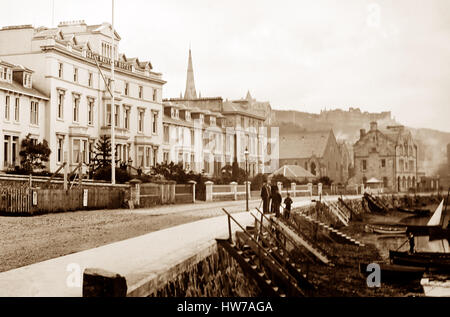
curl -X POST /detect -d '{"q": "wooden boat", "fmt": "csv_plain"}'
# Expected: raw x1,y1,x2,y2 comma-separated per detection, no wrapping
363,193,387,213
421,274,450,297
359,262,426,282
389,250,450,270
397,207,430,216
365,223,407,235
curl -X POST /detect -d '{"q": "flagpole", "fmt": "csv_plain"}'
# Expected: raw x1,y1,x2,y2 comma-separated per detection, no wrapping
111,0,116,184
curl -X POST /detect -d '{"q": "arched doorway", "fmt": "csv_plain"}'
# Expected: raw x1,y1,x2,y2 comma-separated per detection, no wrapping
397,176,401,192
407,176,411,190
402,177,406,192
412,176,416,189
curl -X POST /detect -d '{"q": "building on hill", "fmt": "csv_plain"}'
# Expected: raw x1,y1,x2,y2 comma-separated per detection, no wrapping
0,21,165,174
353,122,418,192
279,130,346,184
163,49,271,177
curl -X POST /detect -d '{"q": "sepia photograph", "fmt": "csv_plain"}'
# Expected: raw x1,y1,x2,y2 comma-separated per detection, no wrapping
0,0,449,306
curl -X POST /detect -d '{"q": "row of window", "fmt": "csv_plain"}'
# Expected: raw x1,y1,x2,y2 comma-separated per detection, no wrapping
56,89,158,133
57,62,159,102
361,158,414,172
56,137,158,168
3,95,39,125
106,105,158,134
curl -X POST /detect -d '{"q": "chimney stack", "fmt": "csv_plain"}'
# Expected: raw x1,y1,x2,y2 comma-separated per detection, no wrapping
370,121,378,131
360,129,366,139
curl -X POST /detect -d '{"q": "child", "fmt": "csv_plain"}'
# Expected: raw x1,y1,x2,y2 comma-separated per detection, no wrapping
284,193,293,220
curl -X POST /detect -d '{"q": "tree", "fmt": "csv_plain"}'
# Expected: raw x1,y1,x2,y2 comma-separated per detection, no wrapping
19,134,51,173
91,135,112,172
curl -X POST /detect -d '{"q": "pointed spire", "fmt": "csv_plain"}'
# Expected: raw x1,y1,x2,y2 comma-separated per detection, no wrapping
184,48,197,100
246,90,252,101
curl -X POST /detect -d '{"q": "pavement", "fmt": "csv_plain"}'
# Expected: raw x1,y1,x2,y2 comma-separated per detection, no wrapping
0,194,361,297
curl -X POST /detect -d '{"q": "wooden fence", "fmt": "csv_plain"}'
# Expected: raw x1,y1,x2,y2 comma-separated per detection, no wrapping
0,187,32,214
0,187,125,215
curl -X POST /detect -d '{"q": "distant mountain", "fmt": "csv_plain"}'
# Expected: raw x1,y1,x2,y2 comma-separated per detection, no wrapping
271,108,450,176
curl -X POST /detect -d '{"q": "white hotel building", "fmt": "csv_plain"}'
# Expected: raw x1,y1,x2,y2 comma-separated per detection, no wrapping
0,60,49,171
0,21,165,173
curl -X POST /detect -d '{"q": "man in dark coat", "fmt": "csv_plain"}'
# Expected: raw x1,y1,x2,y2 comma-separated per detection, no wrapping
260,182,271,214
272,188,282,218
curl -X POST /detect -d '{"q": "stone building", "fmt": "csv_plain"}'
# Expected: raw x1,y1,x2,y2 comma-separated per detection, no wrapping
163,49,269,177
0,60,49,171
353,122,418,192
279,130,346,183
0,21,165,174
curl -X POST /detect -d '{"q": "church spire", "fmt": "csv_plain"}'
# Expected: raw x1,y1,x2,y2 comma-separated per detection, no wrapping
184,48,197,100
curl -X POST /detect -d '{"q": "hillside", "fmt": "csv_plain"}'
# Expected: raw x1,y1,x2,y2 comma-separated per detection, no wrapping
271,108,450,176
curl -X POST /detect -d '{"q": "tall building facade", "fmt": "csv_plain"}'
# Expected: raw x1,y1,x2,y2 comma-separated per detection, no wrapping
163,49,270,177
353,122,418,192
0,21,165,173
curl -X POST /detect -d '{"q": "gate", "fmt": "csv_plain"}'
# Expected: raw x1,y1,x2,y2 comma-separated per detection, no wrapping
0,187,32,214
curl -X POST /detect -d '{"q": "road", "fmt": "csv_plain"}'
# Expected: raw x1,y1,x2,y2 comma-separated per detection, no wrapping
0,196,316,273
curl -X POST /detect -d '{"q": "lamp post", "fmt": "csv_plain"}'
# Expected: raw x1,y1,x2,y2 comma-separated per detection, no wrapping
244,147,249,211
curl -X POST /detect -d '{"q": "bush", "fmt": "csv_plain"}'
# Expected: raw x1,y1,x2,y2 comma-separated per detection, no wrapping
93,166,131,184
251,173,268,190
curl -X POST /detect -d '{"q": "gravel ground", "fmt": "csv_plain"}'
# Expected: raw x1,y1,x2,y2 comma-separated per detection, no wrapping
0,205,244,273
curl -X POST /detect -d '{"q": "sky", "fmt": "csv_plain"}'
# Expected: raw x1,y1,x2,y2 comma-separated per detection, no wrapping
2,0,450,132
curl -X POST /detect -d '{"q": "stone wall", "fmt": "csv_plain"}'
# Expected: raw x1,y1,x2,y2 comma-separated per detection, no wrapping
148,244,259,297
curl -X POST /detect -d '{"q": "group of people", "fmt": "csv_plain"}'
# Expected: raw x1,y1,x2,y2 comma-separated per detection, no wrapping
260,181,293,219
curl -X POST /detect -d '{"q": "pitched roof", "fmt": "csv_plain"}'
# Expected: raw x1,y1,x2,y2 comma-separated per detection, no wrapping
162,114,194,128
280,130,333,159
222,101,266,120
0,78,48,100
270,165,316,179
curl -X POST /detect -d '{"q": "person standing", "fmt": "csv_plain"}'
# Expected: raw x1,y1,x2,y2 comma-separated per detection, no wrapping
284,192,293,220
272,188,282,218
408,232,415,254
260,182,271,214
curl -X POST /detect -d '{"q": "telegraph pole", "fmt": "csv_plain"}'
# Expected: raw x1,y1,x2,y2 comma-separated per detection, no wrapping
110,0,116,184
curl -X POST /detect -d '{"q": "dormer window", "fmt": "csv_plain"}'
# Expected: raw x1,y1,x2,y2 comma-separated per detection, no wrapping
23,73,32,88
1,67,10,82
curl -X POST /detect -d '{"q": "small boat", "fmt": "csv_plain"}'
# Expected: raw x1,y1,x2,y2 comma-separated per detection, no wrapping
359,262,426,282
365,223,407,235
363,193,387,213
389,250,450,270
421,274,450,297
397,207,431,216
